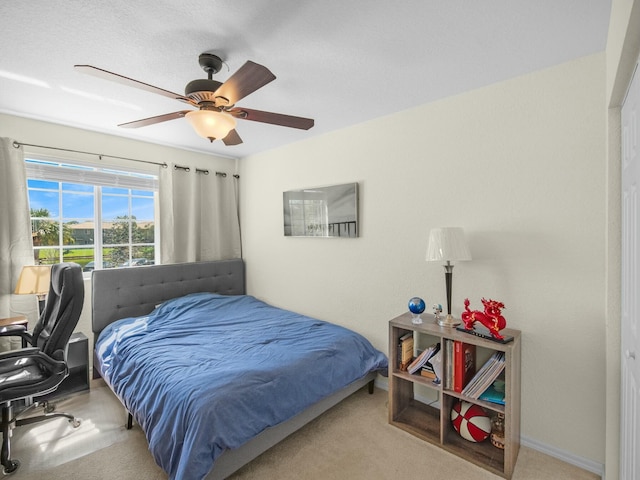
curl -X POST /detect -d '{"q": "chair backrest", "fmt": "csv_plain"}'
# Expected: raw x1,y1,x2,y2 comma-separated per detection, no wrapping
31,263,84,360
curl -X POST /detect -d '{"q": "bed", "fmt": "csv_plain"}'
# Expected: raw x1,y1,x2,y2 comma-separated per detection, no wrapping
91,259,387,480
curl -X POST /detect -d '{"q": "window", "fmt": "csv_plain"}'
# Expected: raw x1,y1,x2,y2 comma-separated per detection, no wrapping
25,158,158,273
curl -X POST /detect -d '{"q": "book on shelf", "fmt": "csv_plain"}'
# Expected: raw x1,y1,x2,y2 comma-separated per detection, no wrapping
420,367,437,380
399,332,413,342
421,362,435,374
428,349,443,384
444,339,454,390
407,343,440,374
399,332,414,371
470,353,505,398
453,341,476,393
461,351,506,399
478,379,506,405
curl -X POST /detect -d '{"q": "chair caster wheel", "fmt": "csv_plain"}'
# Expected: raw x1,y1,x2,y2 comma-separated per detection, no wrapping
43,403,55,414
70,418,81,428
2,459,20,475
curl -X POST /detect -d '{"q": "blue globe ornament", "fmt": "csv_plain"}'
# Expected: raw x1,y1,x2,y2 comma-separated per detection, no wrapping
408,297,426,324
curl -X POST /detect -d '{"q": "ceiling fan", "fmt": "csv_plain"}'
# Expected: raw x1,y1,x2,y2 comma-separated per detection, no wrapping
74,53,314,145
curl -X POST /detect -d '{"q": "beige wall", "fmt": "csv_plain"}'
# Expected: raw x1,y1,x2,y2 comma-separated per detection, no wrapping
239,54,607,467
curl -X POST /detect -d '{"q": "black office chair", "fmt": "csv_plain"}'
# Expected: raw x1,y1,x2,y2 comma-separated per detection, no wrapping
0,262,84,475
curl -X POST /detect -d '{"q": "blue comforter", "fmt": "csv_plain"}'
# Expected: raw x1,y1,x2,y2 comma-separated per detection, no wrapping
96,293,387,480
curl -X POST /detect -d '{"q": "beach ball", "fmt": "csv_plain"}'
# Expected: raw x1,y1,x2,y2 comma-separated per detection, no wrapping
450,400,491,442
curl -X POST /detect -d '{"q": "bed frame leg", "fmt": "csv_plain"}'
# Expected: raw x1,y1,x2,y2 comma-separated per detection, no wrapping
126,412,133,430
367,379,374,394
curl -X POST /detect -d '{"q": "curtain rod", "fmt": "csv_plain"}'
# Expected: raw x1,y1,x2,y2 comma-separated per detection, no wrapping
174,164,239,178
174,164,209,175
12,140,168,168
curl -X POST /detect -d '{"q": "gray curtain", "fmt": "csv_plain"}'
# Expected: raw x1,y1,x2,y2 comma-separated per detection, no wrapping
159,165,241,263
0,138,38,350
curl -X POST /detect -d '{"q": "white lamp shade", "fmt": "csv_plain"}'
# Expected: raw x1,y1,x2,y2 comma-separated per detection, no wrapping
185,110,237,142
426,227,472,262
14,265,51,295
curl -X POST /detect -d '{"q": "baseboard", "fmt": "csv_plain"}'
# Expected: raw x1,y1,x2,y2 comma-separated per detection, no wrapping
520,435,604,479
375,377,605,479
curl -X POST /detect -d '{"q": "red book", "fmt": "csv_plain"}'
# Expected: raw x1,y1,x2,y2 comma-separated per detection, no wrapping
454,341,476,393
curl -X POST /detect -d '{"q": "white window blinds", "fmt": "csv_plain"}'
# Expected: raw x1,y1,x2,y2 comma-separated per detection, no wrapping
25,159,158,190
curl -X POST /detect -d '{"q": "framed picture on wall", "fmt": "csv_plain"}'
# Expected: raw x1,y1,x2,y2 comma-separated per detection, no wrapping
283,182,359,238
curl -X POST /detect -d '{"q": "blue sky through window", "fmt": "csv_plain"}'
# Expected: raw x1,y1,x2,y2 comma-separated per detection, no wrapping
28,185,154,221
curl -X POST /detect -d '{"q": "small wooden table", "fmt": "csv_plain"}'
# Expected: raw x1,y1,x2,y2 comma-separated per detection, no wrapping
0,315,28,347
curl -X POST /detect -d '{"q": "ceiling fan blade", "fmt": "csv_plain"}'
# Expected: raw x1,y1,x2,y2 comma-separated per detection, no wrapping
118,111,191,128
222,129,243,146
74,65,198,107
214,61,276,105
228,107,314,130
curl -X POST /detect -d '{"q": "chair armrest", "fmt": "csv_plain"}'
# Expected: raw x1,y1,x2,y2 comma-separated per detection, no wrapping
0,347,40,359
0,349,68,400
50,348,66,362
0,324,33,345
0,348,66,371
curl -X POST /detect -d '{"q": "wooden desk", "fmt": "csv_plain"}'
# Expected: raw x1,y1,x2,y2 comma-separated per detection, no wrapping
0,315,28,347
0,315,28,327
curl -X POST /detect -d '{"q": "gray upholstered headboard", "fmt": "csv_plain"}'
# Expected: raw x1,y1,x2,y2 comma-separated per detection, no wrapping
91,258,245,339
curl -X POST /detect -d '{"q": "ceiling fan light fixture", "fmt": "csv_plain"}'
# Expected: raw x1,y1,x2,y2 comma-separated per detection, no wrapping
185,110,237,142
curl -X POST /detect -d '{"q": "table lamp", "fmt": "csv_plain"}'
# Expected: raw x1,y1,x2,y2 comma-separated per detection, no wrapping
426,227,471,327
14,265,51,314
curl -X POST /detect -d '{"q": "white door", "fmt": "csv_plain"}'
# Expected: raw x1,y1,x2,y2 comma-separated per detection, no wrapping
621,62,640,480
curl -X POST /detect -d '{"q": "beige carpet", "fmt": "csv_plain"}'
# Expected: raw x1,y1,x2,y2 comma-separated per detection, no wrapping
9,382,599,480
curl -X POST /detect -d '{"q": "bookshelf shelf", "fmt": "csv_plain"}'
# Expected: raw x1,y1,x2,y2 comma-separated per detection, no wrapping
388,312,521,479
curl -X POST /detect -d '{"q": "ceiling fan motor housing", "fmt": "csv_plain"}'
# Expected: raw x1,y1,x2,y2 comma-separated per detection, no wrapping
185,79,226,105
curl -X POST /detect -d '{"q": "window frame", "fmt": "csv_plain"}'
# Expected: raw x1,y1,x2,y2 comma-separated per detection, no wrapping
24,156,159,274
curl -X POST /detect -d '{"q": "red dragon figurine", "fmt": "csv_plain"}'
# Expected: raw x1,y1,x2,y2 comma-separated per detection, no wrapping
461,298,506,340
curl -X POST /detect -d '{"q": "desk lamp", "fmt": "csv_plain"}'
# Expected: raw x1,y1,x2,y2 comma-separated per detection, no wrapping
426,227,471,327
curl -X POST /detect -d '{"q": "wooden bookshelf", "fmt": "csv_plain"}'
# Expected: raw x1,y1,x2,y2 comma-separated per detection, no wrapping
388,312,521,479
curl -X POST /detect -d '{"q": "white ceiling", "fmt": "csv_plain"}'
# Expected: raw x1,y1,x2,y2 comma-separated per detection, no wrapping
0,1,611,159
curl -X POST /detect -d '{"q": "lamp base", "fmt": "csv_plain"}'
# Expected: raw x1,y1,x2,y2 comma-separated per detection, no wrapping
437,314,461,328
36,294,47,317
